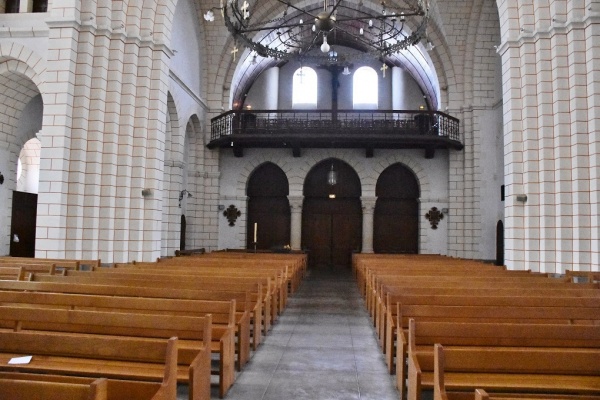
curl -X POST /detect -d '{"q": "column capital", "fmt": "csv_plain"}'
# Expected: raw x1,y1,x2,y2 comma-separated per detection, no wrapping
288,195,304,210
361,196,377,213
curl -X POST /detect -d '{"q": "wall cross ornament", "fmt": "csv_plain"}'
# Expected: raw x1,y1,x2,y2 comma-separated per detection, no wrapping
425,207,444,229
223,204,241,226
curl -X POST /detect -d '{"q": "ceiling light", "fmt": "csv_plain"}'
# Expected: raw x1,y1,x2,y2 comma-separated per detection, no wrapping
205,0,430,65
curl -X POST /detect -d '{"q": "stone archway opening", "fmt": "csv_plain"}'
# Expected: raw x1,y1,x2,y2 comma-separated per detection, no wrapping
302,158,362,270
374,163,420,254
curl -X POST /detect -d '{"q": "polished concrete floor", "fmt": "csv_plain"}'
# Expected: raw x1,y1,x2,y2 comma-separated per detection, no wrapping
205,266,399,400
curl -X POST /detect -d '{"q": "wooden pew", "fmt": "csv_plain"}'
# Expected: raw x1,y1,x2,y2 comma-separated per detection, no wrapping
382,285,600,375
171,251,307,293
0,263,71,280
33,271,272,336
371,273,558,346
380,282,600,360
0,372,176,400
0,306,214,399
0,256,100,270
0,279,260,351
432,344,600,400
69,268,279,328
138,252,304,299
371,275,581,323
385,293,600,375
396,302,600,394
474,388,600,400
0,376,108,400
0,333,179,400
107,263,289,315
0,289,249,372
175,248,205,256
566,270,600,283
406,319,600,400
0,266,22,280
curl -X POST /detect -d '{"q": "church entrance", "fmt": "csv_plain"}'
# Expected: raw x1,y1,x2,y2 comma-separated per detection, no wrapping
373,164,419,253
247,163,291,250
10,191,38,257
302,159,361,269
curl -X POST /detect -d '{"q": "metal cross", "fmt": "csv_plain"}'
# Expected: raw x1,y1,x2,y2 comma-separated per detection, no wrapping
231,45,239,61
241,1,250,19
380,62,388,78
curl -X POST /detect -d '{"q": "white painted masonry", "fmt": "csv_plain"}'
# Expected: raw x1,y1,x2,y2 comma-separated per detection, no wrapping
0,0,596,272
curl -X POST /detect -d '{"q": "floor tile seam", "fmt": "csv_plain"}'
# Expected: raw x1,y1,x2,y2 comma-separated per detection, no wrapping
259,322,292,400
350,331,363,399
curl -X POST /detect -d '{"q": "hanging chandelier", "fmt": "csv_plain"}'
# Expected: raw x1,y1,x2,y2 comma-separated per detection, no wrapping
204,0,430,65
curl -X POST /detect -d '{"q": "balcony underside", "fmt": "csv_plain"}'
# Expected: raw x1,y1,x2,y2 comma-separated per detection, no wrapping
208,132,463,158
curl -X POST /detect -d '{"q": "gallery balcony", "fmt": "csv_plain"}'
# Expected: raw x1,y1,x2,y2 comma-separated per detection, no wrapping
207,109,462,158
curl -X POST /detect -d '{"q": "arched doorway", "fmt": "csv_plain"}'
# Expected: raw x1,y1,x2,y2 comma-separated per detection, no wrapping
247,163,290,250
374,163,420,253
302,159,362,269
10,137,42,258
496,220,504,266
180,215,186,251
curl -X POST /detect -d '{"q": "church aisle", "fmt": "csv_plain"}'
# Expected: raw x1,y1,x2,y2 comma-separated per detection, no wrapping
218,267,399,400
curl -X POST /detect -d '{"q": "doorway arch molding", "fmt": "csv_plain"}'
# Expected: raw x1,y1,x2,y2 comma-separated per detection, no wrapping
231,152,432,205
371,154,431,200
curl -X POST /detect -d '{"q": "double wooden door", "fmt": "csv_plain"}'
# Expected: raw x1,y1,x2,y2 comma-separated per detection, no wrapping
302,197,361,269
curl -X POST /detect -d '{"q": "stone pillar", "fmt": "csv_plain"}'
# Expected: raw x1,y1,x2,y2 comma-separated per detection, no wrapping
392,66,411,110
263,67,279,110
361,197,377,253
288,196,303,250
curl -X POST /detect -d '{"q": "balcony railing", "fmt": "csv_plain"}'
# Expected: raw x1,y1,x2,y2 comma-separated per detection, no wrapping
208,109,462,157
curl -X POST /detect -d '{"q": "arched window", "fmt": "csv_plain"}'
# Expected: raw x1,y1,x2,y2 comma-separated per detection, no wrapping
353,66,378,109
292,67,317,108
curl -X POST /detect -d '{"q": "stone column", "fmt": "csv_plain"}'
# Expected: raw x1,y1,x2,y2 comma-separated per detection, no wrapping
361,197,377,253
288,196,304,250
263,67,279,110
392,66,412,110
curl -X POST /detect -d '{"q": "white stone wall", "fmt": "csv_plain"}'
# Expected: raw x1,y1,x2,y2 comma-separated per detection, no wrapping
217,148,451,254
498,0,600,272
0,0,596,271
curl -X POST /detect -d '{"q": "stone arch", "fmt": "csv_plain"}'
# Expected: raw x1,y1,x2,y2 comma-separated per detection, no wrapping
180,113,203,250
165,92,183,160
0,46,44,257
369,154,431,202
233,154,299,198
0,44,45,92
161,91,183,257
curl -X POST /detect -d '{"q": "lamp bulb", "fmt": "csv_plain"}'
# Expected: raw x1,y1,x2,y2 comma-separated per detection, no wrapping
320,36,330,53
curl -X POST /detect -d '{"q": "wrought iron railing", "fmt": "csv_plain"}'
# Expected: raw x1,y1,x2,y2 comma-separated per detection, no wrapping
210,109,460,143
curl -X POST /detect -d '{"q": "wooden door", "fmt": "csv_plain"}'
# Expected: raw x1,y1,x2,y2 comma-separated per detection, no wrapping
302,198,361,269
373,163,420,254
246,163,290,250
10,191,38,257
332,209,362,267
180,215,186,251
302,208,332,268
374,198,418,253
302,159,362,269
496,220,504,266
248,197,290,250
